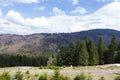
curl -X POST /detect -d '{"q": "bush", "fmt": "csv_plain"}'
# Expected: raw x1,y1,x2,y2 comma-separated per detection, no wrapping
25,70,30,74
74,73,86,80
50,70,69,80
87,75,92,80
14,71,23,80
115,76,120,80
35,74,39,77
99,76,105,80
0,72,11,80
39,73,48,80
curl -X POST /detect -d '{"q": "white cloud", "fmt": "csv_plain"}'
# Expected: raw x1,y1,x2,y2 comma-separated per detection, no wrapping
71,6,87,15
72,0,79,5
0,0,39,6
0,9,2,17
52,7,65,15
89,2,120,29
6,10,25,26
11,0,39,4
114,0,120,2
0,2,120,34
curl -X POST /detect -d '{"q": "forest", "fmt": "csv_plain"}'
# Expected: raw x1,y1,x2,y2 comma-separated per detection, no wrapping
0,35,120,67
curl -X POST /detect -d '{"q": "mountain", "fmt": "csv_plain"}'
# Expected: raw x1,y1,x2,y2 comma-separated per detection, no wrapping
0,29,120,54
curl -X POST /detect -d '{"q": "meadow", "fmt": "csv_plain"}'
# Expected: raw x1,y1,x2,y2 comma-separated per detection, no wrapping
0,64,120,80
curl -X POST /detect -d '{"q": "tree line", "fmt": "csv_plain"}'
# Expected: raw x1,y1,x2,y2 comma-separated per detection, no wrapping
0,35,120,67
0,54,48,67
57,35,120,66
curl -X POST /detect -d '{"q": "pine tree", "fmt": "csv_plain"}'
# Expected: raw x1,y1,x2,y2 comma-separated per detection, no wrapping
115,51,120,63
57,45,68,66
98,37,107,65
87,39,99,66
117,41,120,51
107,35,118,63
67,42,76,66
75,40,81,66
115,41,120,63
80,41,89,66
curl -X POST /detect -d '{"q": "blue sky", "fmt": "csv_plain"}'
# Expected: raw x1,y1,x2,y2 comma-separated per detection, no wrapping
0,0,120,34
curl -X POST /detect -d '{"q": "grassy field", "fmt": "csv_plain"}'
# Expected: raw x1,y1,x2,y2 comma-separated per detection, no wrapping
0,64,120,80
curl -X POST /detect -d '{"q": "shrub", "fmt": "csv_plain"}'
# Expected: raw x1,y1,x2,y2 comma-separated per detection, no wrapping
58,75,69,80
115,76,120,80
35,74,39,77
74,73,86,80
99,76,105,80
87,75,93,80
39,73,48,80
25,70,30,74
14,71,23,80
50,70,69,80
0,72,11,80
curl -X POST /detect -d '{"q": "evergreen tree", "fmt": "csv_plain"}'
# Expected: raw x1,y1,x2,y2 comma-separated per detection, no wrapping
75,40,81,66
115,50,120,63
117,41,120,51
107,35,118,63
67,42,76,66
80,41,89,66
57,45,68,66
97,37,107,65
115,41,120,63
87,39,99,66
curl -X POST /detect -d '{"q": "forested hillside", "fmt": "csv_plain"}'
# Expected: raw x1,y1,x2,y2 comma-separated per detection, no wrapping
0,35,120,67
0,29,120,54
57,35,120,66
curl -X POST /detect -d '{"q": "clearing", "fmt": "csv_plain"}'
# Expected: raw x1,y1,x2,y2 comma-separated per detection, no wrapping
0,64,120,80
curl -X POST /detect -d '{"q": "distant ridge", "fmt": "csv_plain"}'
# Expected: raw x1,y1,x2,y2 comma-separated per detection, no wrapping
0,29,120,54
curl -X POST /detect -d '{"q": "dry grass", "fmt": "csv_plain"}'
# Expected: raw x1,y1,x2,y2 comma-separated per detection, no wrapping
0,64,120,80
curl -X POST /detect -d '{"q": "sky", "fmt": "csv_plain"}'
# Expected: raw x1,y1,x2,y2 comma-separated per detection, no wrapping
0,0,120,34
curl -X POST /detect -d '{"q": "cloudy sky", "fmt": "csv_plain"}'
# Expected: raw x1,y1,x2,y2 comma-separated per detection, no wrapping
0,0,120,34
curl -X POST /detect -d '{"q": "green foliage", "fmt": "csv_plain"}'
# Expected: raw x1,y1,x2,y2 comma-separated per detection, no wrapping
107,35,118,63
34,74,39,77
115,51,120,63
87,39,99,66
50,70,69,80
0,34,120,67
74,73,93,80
0,72,11,80
39,73,48,80
0,54,48,67
99,76,105,80
80,41,89,66
75,40,81,66
57,45,68,66
25,70,30,74
67,42,76,66
14,71,23,80
74,73,86,80
98,37,107,65
115,76,120,80
87,75,93,80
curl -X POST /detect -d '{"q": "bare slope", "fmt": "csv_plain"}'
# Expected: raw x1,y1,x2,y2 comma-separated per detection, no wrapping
0,29,120,54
